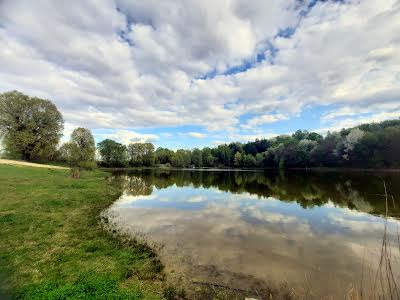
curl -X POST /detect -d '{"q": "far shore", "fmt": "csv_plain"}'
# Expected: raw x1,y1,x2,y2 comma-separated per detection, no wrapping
99,165,400,173
1,158,398,173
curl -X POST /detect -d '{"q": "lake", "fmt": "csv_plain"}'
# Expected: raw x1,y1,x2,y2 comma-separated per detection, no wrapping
104,169,400,299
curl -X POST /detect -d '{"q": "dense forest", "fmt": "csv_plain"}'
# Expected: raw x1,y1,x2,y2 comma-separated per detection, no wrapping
1,91,399,169
94,119,400,169
93,119,399,169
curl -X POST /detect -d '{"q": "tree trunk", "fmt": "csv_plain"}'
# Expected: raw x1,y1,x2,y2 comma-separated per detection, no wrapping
71,167,80,179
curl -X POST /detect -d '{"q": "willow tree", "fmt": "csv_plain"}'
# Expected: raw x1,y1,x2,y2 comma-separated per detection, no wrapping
0,91,64,161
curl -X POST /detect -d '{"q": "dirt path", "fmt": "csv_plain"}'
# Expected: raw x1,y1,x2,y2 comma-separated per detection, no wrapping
0,159,69,170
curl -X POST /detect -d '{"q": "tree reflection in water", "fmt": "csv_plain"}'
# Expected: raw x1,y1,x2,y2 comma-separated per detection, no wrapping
106,169,400,299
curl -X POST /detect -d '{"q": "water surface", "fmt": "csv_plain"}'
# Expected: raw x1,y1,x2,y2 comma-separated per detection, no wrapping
105,169,400,299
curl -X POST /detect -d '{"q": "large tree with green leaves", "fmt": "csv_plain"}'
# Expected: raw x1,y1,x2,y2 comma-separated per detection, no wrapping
155,147,174,165
70,128,96,162
191,148,203,167
171,149,191,168
97,139,127,167
0,91,64,161
66,128,96,177
127,142,155,166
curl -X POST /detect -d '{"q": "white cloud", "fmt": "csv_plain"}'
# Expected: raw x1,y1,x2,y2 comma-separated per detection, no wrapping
0,0,398,138
316,111,400,135
242,113,289,130
211,129,278,145
328,213,384,234
115,193,157,206
321,102,400,124
187,132,207,139
186,195,206,203
97,129,158,145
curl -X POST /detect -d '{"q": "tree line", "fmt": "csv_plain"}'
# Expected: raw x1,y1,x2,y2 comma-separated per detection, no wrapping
159,121,399,169
98,120,400,169
1,91,399,171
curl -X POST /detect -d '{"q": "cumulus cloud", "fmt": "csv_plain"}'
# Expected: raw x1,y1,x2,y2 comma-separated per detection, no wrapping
242,113,289,130
187,132,207,139
317,110,400,135
0,0,399,139
212,129,278,145
97,129,158,144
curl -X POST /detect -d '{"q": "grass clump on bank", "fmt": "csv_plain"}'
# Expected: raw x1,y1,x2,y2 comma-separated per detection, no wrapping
0,165,166,299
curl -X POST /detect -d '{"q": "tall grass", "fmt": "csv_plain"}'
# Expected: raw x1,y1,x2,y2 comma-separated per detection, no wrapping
348,180,400,300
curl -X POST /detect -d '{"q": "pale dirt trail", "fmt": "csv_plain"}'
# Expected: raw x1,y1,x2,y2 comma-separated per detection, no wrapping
0,159,69,170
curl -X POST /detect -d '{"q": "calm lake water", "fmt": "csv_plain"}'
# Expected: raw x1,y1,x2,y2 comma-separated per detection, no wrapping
105,169,400,299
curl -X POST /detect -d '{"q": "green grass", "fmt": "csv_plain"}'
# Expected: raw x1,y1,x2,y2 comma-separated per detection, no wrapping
0,165,166,299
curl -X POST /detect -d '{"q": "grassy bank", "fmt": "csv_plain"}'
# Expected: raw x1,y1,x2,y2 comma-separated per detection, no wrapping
0,165,167,299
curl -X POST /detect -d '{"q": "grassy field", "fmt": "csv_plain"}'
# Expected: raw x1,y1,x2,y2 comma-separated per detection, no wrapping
0,165,170,299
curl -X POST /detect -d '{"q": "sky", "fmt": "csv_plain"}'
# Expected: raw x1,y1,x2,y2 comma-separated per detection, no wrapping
0,0,399,149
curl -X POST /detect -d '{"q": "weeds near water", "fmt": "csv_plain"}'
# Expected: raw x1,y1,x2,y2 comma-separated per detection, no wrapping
286,179,400,300
355,179,400,300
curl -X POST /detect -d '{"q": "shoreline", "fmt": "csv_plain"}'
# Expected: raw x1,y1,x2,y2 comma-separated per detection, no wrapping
100,166,400,173
0,165,168,299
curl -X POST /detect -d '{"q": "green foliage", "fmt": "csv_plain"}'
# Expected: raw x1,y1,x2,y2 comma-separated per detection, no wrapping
0,90,64,161
57,127,96,178
67,127,96,170
255,152,265,167
127,142,155,167
191,148,202,167
233,151,242,167
149,119,400,169
78,160,97,170
90,119,400,170
97,139,127,167
202,147,215,167
243,154,256,168
213,144,232,166
170,149,191,168
155,147,174,165
56,142,71,162
71,127,96,162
